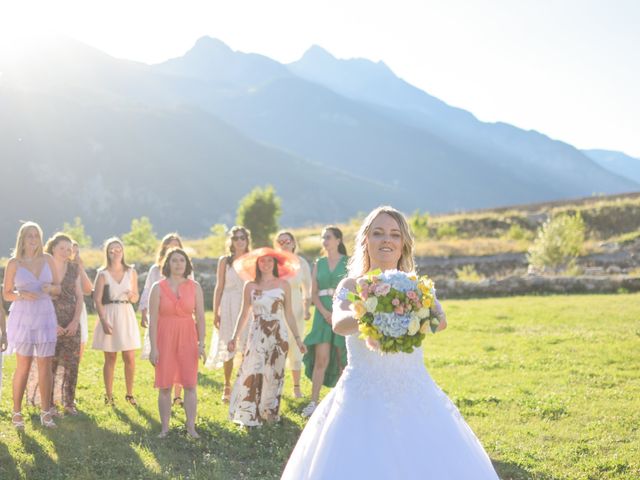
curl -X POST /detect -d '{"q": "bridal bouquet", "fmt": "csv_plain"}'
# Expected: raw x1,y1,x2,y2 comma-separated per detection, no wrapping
348,269,440,354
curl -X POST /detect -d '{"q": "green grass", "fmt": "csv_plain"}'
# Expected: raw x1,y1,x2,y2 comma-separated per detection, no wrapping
1,295,639,479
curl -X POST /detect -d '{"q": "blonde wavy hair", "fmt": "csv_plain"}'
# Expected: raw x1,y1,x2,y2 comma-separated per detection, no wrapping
347,206,415,277
13,222,44,260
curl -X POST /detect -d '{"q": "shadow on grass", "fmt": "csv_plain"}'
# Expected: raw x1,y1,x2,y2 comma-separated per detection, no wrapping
198,372,224,390
494,459,561,480
0,433,21,478
7,397,303,479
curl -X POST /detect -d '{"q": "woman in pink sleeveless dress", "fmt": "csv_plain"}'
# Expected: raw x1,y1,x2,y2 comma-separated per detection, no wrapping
2,222,61,429
149,248,206,438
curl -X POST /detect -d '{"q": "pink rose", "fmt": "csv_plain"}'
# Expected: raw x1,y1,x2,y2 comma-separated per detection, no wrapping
407,290,418,301
360,288,369,300
394,306,404,315
391,298,400,306
374,283,391,296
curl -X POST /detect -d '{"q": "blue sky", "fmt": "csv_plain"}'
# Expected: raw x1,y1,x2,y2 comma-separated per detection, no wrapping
2,0,639,157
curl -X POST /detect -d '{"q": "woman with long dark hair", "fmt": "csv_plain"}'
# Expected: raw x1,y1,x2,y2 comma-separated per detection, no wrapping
301,227,348,417
140,233,191,406
205,226,251,402
148,248,206,438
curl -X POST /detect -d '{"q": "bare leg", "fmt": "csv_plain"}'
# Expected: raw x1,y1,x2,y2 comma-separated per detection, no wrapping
103,352,117,399
122,350,136,397
222,358,233,400
173,384,183,400
292,369,302,398
35,356,54,412
310,343,330,403
13,354,34,413
158,387,171,437
183,387,199,438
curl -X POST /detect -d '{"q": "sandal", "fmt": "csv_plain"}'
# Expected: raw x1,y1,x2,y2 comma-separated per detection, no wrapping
293,384,303,399
65,405,79,416
125,395,138,407
221,385,231,403
104,395,115,406
301,401,317,418
40,410,57,428
12,411,25,429
172,396,184,407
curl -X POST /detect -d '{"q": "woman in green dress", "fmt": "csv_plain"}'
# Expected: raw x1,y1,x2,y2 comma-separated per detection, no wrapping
301,227,348,417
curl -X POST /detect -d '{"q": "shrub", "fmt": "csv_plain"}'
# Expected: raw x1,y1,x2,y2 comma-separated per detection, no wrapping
122,217,158,257
236,185,282,247
409,210,430,239
502,224,534,241
527,213,585,272
455,265,484,282
436,223,458,239
62,217,92,247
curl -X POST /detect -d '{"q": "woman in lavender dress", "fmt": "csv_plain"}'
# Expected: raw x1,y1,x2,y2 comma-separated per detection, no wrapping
2,222,60,429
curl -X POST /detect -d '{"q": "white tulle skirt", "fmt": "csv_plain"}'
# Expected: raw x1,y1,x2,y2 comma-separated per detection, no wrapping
282,343,499,480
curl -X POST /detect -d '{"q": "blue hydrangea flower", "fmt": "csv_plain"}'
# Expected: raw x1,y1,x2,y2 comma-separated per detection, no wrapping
377,270,418,293
372,312,411,338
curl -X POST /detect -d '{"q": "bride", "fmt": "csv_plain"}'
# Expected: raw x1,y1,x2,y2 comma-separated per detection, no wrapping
281,206,499,479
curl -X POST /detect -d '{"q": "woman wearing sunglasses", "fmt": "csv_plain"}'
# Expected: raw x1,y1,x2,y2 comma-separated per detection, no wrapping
205,226,251,402
274,231,312,398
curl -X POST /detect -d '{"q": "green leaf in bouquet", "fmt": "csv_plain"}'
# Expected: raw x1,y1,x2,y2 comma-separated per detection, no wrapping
347,292,359,303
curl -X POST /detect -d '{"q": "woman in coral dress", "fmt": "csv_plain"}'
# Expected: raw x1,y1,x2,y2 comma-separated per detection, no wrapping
149,248,206,438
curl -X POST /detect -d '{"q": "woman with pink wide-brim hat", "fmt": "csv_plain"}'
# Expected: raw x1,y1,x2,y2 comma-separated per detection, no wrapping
227,247,307,427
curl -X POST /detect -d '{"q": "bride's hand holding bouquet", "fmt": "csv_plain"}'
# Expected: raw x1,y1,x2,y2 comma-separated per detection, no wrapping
346,269,442,353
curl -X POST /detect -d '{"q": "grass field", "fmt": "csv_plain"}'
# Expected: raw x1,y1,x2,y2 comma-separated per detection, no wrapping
1,294,639,479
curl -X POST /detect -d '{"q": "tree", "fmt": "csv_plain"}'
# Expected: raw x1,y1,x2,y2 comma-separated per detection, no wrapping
236,185,282,247
61,217,92,247
122,217,158,257
527,213,585,272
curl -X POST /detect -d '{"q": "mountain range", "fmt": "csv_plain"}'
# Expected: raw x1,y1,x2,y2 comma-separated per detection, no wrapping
0,35,637,253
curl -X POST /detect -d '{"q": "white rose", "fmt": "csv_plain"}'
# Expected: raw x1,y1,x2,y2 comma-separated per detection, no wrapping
417,307,430,318
407,316,420,335
364,296,378,313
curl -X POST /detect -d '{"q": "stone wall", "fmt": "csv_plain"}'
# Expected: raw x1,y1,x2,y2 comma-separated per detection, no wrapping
433,274,640,299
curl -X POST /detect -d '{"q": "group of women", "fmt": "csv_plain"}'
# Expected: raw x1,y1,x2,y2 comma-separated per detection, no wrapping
2,206,500,479
0,220,351,435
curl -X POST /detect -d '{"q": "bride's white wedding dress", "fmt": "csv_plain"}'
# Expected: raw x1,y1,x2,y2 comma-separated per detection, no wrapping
282,334,500,479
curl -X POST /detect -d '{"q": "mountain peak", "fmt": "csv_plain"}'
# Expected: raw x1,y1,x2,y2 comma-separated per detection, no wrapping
190,36,233,57
300,45,336,62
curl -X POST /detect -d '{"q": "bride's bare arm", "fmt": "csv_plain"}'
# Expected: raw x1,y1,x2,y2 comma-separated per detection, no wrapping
432,298,447,332
332,277,359,336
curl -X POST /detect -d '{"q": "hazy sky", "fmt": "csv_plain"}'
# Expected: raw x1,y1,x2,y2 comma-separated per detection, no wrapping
2,0,639,157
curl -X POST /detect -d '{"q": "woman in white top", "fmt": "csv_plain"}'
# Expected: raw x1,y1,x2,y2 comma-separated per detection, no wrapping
205,226,251,403
92,237,141,406
274,230,311,398
139,233,192,406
